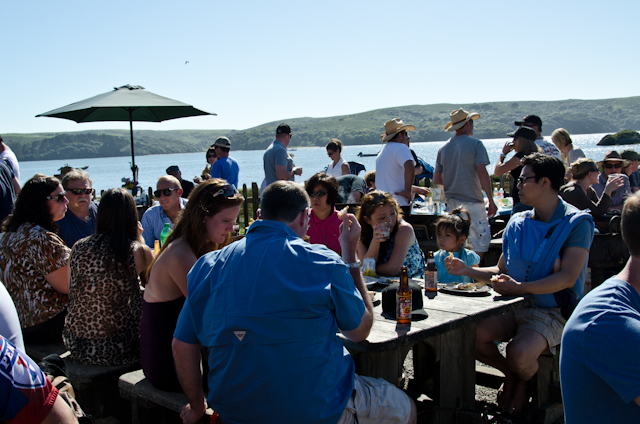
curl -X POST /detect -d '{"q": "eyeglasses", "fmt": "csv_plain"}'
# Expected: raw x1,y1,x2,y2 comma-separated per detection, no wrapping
67,188,92,195
46,193,67,203
309,190,327,198
211,184,238,199
154,187,180,197
604,163,622,169
517,175,536,185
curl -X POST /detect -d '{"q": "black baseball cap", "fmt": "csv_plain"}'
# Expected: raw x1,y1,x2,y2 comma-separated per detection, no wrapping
381,282,428,320
166,165,180,174
507,126,537,141
514,115,542,129
276,123,291,135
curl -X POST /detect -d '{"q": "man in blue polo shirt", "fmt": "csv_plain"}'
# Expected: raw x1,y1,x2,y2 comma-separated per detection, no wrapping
172,181,416,424
209,136,240,188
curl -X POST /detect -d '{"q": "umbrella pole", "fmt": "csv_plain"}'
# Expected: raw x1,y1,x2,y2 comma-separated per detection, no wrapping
128,109,138,185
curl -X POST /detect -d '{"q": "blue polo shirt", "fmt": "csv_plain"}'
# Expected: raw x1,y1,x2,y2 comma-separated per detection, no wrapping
57,202,97,248
210,156,240,188
174,220,365,424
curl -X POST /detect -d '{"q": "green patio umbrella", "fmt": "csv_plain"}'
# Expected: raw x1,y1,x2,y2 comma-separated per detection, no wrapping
36,84,216,184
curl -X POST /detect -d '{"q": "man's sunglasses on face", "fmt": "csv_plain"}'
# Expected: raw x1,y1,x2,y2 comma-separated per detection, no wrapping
154,187,180,198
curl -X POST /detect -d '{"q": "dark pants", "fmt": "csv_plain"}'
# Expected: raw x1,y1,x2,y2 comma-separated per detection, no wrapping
22,309,66,344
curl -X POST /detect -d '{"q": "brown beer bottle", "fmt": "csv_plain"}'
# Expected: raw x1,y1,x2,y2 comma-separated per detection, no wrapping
425,251,438,292
396,266,412,324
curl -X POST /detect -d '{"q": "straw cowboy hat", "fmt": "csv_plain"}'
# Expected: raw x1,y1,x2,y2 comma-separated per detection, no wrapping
380,118,416,142
444,108,480,132
597,150,630,168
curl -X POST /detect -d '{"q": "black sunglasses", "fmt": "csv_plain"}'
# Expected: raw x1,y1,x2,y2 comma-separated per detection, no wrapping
154,187,180,198
310,190,327,198
68,188,92,195
604,163,622,169
207,154,216,158
372,194,386,203
211,184,238,199
46,193,67,203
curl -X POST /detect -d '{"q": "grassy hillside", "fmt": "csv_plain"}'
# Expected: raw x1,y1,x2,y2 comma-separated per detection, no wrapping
5,96,640,161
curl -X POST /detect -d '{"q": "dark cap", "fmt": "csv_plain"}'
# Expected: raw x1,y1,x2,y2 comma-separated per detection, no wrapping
514,115,542,129
621,149,639,161
166,165,180,174
507,126,537,141
381,282,428,320
276,123,291,135
213,136,231,148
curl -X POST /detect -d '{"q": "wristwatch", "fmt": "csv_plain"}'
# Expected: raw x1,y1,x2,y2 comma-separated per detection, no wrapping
499,153,507,160
344,261,362,269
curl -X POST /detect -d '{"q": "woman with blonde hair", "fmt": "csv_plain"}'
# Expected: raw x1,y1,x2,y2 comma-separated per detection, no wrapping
551,128,585,169
494,126,540,213
140,178,243,391
326,138,350,177
356,190,425,277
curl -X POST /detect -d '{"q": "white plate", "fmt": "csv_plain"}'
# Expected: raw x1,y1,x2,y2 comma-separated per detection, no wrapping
438,283,491,295
363,276,381,288
383,277,424,287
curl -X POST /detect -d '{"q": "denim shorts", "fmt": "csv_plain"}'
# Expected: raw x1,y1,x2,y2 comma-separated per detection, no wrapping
336,374,411,424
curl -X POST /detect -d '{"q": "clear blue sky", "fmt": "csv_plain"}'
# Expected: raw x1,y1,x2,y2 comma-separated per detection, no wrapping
2,0,638,134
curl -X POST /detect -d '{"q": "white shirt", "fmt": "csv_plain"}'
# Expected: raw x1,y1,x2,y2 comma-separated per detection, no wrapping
375,142,414,206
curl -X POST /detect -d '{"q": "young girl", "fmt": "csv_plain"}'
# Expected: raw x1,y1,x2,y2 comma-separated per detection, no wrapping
434,208,480,283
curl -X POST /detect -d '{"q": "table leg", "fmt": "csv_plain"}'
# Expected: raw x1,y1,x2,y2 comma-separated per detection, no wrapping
348,345,413,387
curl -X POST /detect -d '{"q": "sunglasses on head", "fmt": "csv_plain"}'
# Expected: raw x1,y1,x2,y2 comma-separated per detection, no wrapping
310,190,327,198
154,187,180,198
211,184,238,199
604,163,622,169
46,193,67,203
68,188,92,195
372,194,386,203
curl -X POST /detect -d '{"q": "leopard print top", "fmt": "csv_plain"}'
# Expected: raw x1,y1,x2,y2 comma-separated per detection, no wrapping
0,223,70,328
63,234,143,366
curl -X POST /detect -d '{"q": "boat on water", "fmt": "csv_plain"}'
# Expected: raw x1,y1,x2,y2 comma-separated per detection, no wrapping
357,151,379,157
54,164,89,180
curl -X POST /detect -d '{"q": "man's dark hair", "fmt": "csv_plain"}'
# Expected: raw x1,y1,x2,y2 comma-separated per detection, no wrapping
261,181,309,223
520,153,565,192
305,172,340,208
3,174,61,232
621,192,640,257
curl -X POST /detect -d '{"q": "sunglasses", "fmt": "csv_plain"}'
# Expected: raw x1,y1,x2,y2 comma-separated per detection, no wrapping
154,187,180,197
207,154,216,158
310,190,327,198
211,184,238,199
372,194,386,203
327,151,335,157
68,188,92,195
604,163,622,169
517,175,536,185
46,193,67,203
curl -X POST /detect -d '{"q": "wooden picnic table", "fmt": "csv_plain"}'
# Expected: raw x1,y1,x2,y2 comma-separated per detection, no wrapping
340,285,533,412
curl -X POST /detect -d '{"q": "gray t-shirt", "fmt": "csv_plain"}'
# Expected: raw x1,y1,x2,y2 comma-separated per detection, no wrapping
435,134,490,204
336,175,366,203
263,140,293,186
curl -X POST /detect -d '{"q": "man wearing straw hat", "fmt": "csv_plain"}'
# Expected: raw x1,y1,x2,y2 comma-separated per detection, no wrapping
591,150,632,211
376,118,428,215
434,108,497,259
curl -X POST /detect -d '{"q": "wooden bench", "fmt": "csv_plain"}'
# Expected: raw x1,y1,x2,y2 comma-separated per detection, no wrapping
26,342,138,421
119,370,215,424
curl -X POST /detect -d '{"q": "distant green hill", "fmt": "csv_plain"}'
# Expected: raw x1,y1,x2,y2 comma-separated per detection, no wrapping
5,96,640,161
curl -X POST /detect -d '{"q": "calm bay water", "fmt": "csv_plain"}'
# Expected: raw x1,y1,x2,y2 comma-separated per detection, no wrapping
19,133,639,193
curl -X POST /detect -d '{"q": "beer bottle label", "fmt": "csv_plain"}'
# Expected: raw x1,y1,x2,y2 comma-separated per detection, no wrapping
397,298,412,318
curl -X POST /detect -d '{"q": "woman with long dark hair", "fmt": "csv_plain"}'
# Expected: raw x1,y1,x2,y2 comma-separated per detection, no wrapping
356,190,425,278
141,178,244,391
305,172,341,254
63,188,153,365
0,174,70,343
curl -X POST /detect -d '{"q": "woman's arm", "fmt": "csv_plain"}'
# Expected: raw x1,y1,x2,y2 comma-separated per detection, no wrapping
586,186,612,216
341,161,350,175
493,155,520,177
375,223,414,276
134,243,154,285
45,263,70,294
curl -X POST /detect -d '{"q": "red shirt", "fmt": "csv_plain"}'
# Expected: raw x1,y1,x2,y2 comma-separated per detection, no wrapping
307,209,341,254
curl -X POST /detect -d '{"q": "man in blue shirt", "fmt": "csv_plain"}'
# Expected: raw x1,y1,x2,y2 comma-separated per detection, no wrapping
561,193,640,422
58,169,97,247
172,181,416,424
446,153,594,416
209,136,240,189
141,175,187,248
